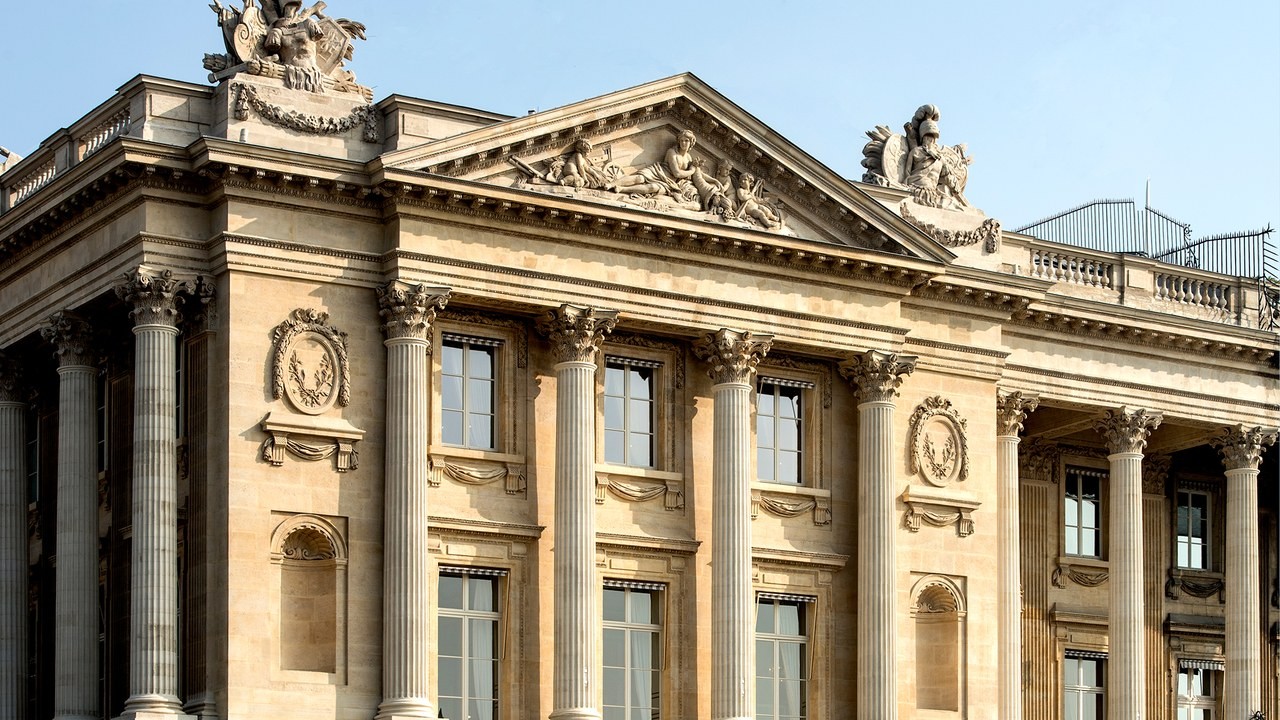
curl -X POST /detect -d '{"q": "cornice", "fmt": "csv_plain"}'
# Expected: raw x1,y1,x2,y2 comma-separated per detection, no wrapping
1005,363,1280,415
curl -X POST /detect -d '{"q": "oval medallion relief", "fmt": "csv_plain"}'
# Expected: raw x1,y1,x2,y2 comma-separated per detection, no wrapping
908,396,969,487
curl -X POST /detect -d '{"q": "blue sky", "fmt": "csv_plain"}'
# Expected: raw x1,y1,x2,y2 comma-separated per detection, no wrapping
3,1,1276,239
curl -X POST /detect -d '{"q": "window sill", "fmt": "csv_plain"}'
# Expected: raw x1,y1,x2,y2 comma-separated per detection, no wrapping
1166,568,1225,602
751,483,831,526
594,465,684,510
1058,555,1108,570
428,448,527,495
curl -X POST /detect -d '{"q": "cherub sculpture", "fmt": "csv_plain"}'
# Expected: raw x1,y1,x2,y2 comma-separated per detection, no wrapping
862,104,973,211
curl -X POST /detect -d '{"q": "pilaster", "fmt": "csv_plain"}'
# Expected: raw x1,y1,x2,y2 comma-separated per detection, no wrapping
838,349,916,720
995,391,1037,720
375,281,450,720
537,304,616,720
1093,407,1161,720
1212,425,1278,720
693,329,772,720
41,311,100,720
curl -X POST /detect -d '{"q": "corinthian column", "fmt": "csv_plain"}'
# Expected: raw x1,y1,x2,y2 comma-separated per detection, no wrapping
693,330,772,720
0,355,26,720
537,304,617,720
996,391,1037,720
115,266,197,718
1212,425,1277,720
41,312,99,720
837,349,916,720
1093,407,1161,720
375,281,450,720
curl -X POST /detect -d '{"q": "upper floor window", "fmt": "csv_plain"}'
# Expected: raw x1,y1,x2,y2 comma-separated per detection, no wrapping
441,334,500,451
1176,664,1218,720
1065,467,1104,558
756,595,809,720
439,568,503,720
604,358,657,468
1063,654,1105,720
1175,490,1211,571
603,582,662,720
757,379,810,485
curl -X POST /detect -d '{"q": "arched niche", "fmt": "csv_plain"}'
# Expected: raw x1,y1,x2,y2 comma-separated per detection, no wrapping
269,514,348,678
910,575,966,713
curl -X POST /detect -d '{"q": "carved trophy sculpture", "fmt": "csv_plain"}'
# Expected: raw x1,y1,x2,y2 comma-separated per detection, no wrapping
862,105,1000,252
205,0,370,99
509,131,793,235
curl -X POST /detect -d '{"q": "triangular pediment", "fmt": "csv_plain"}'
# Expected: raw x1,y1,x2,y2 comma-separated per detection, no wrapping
380,74,955,263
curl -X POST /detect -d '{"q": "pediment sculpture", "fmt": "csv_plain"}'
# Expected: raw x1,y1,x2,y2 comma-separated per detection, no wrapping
205,0,370,99
509,131,795,235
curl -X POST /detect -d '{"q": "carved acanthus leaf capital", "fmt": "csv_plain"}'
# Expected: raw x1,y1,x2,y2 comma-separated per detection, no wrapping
377,281,451,342
692,329,773,385
996,391,1039,437
1142,454,1172,494
0,353,22,403
116,266,189,327
536,304,618,364
837,349,918,403
1212,424,1278,471
40,311,96,366
1093,407,1163,454
1019,437,1060,484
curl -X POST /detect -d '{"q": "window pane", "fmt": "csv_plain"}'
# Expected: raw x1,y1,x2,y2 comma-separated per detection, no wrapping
439,575,464,609
442,409,464,446
756,602,774,634
758,389,774,416
604,396,625,431
629,399,651,433
630,368,651,400
1063,691,1078,719
1080,658,1097,687
469,658,495,700
629,668,652,712
442,375,464,411
778,418,799,451
469,413,493,450
628,433,652,468
757,415,775,449
468,378,493,414
439,699,463,720
1065,496,1078,527
604,589,626,622
442,344,463,375
468,347,493,378
605,430,625,464
758,448,774,482
439,616,463,657
468,577,495,612
756,666,774,715
757,639,773,677
778,679,802,716
439,657,462,698
605,365,624,395
778,451,800,484
470,619,496,660
779,389,799,419
777,604,800,636
603,708,625,720
629,590,653,623
468,698,495,720
603,667,625,706
604,628,625,667
1081,529,1096,558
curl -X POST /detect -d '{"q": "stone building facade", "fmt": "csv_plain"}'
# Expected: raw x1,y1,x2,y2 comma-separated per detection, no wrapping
0,6,1276,720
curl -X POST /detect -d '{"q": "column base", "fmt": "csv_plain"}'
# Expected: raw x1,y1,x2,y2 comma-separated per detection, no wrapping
114,694,194,719
374,698,436,720
548,708,602,720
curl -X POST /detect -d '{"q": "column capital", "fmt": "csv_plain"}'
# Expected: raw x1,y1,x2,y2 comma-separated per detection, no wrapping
838,349,917,404
377,281,451,342
1142,453,1172,494
1093,407,1162,454
0,352,22,403
40,311,95,367
1212,424,1278,472
115,265,191,328
692,329,772,386
536,304,617,364
996,390,1039,437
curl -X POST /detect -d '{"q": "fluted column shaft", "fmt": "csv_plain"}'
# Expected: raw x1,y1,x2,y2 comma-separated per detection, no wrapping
43,313,99,720
1095,407,1160,720
1214,425,1277,719
996,392,1037,720
694,329,771,720
377,282,449,720
539,305,616,720
115,266,200,719
0,357,26,720
838,350,915,720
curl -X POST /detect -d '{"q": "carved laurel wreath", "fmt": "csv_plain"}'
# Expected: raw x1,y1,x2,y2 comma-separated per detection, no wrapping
907,396,969,486
232,83,379,143
271,308,351,414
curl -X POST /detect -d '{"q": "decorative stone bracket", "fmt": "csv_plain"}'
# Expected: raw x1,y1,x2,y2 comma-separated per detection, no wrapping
260,412,364,473
429,454,526,495
595,471,683,511
751,487,831,526
901,485,979,537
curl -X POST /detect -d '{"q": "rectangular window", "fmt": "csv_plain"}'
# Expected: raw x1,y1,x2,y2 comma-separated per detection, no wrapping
1063,654,1105,720
1176,665,1219,720
603,582,661,720
757,380,808,485
441,335,499,451
604,358,656,468
1176,490,1211,570
756,596,809,720
1065,468,1104,558
438,568,502,720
